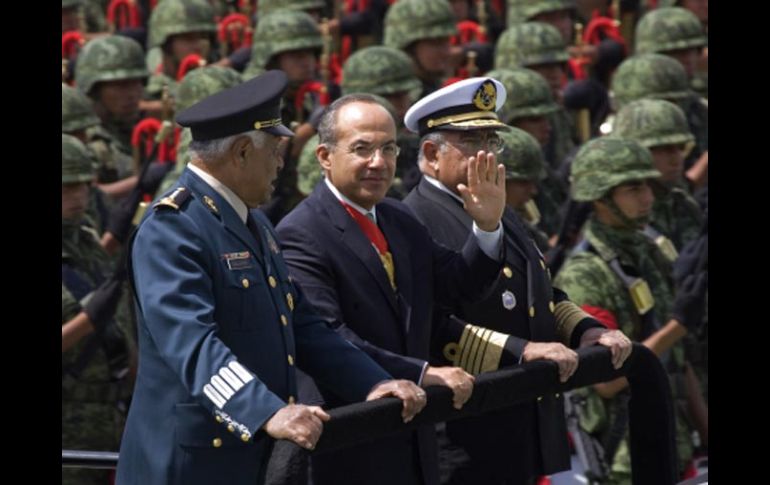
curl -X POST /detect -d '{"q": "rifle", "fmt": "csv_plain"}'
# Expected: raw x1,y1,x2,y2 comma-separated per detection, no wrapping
564,391,610,483
545,199,592,275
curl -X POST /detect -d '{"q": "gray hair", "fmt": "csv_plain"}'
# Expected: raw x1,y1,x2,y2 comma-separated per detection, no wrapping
188,130,268,164
418,131,449,162
317,93,395,146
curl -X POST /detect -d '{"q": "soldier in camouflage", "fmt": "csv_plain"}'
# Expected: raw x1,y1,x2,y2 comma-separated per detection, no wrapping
494,22,578,182
258,0,327,19
634,7,708,98
74,35,148,198
155,66,243,197
146,0,218,100
62,83,113,233
62,0,108,33
657,0,708,33
611,53,707,180
243,9,326,223
62,134,135,485
342,45,424,196
554,137,708,483
506,0,576,43
383,0,458,98
613,99,703,250
613,97,708,416
487,67,567,240
498,127,552,251
62,0,83,33
62,82,100,143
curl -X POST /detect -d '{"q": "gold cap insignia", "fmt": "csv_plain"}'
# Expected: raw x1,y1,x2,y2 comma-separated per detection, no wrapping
472,80,496,111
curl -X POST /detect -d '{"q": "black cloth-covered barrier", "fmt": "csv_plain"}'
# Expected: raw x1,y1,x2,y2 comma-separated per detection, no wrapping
63,343,678,484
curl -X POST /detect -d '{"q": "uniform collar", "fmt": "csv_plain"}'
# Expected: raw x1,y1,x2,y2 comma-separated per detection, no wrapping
423,174,464,205
324,178,377,223
188,163,248,224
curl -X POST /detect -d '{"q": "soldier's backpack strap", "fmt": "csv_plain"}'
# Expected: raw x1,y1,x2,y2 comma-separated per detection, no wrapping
642,225,678,263
575,237,657,321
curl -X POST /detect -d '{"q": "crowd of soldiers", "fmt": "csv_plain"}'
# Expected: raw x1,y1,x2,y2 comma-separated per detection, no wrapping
62,0,708,484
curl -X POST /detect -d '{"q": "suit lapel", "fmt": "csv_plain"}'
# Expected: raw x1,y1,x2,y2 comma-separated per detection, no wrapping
315,183,399,316
378,205,413,331
418,178,471,229
500,209,532,275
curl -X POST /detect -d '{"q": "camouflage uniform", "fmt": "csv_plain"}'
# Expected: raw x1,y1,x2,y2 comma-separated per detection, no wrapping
494,22,576,173
342,46,424,197
243,10,324,223
146,0,218,99
243,10,323,81
62,83,112,232
554,138,694,483
156,66,243,196
296,133,323,196
613,98,708,405
634,7,708,98
613,99,702,250
74,35,148,182
498,127,552,251
63,0,108,33
506,0,576,27
62,134,134,485
382,0,457,97
487,67,566,239
610,53,707,170
257,0,326,16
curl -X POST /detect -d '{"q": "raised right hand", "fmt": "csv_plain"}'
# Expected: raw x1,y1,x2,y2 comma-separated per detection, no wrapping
263,404,330,450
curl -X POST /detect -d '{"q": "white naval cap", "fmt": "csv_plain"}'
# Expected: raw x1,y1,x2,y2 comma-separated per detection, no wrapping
404,77,507,136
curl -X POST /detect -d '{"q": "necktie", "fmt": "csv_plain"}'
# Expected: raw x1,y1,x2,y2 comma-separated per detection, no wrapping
339,201,396,290
245,213,264,256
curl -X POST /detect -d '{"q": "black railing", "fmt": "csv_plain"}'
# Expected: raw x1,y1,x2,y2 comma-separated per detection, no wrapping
63,343,679,484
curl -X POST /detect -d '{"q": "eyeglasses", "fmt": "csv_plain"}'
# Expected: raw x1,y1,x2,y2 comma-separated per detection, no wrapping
344,142,401,160
454,134,504,155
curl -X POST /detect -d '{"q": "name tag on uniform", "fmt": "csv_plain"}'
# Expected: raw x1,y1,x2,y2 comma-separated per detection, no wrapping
223,251,253,270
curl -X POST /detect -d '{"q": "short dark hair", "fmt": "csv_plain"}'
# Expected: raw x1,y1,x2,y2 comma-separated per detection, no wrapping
317,94,394,146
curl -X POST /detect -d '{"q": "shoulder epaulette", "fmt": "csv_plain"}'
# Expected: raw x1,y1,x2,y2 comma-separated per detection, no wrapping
153,187,191,211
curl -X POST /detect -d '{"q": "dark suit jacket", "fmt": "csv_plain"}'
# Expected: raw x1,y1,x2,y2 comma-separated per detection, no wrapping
276,181,502,485
116,170,390,485
405,178,587,480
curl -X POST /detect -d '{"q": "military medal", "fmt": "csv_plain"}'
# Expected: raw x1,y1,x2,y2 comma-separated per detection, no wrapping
501,290,516,310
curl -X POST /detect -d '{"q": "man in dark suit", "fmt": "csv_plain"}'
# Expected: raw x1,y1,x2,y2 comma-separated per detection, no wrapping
116,71,426,485
275,80,510,485
402,92,634,484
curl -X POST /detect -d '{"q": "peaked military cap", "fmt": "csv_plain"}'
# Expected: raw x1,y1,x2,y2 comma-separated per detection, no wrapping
404,77,507,136
176,70,294,141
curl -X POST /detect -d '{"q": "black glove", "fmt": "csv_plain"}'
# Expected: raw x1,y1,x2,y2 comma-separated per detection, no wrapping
138,160,174,195
106,196,138,244
83,278,124,332
227,46,252,72
673,218,708,284
670,271,708,332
